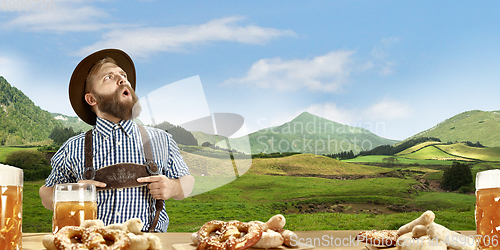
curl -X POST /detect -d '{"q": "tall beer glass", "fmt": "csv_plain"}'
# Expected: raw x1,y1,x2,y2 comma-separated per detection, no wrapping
476,170,500,250
52,183,96,234
0,164,23,250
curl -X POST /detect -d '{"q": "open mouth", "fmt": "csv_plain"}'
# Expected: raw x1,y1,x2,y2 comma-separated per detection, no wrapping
122,87,130,98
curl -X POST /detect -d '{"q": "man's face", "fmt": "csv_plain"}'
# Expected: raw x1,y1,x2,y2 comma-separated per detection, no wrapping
89,62,141,121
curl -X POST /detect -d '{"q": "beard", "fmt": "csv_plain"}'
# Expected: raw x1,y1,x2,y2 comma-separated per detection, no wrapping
94,85,142,121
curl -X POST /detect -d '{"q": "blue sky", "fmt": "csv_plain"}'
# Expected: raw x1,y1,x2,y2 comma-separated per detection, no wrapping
1,0,499,141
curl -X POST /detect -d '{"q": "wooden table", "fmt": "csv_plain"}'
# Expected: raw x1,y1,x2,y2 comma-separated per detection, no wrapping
21,231,477,250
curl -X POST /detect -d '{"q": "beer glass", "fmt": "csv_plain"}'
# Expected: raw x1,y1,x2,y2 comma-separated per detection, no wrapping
0,164,23,250
52,183,97,234
476,170,500,250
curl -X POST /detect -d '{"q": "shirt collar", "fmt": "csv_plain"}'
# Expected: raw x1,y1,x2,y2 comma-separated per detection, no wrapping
94,117,135,138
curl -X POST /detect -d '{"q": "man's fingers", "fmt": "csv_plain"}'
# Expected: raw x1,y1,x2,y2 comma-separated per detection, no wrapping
77,180,107,188
137,176,157,183
137,175,164,183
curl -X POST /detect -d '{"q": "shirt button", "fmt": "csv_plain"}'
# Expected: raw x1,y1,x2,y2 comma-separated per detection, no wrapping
117,141,122,145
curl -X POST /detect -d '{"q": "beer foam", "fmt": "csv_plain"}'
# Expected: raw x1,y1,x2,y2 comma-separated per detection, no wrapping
0,164,23,186
476,169,500,190
54,184,96,202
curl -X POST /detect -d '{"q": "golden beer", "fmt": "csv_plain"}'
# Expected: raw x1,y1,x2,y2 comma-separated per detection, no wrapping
476,187,500,250
476,170,500,250
0,186,23,250
52,183,96,234
52,200,97,234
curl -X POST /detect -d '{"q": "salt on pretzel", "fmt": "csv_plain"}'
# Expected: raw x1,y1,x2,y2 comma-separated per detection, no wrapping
397,211,435,236
426,223,476,250
196,220,263,250
53,226,87,250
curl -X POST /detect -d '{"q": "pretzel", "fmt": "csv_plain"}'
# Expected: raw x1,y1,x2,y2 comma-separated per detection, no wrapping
44,218,160,250
83,226,130,250
196,220,263,250
53,226,88,250
357,230,399,247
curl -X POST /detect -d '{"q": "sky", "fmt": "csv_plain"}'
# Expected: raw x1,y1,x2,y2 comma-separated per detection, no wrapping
1,0,499,141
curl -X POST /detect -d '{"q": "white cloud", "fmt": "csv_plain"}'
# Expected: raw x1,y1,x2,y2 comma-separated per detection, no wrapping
365,99,411,120
305,103,358,125
370,37,400,76
223,50,355,93
2,2,130,32
76,16,296,57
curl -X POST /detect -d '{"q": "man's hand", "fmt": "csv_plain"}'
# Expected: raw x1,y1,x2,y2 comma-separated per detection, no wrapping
137,175,194,200
77,179,107,188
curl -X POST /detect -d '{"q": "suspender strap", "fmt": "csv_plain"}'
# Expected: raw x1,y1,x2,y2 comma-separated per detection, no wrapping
137,125,162,232
138,124,159,175
83,124,162,232
84,130,95,180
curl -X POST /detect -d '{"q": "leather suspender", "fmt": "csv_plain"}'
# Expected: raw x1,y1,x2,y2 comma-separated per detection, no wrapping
84,124,163,232
137,125,163,232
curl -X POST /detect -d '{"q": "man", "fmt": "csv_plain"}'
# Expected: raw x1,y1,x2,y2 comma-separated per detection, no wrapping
39,49,194,232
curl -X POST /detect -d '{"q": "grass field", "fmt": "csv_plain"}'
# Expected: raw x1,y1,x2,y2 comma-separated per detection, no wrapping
344,155,455,165
12,149,480,234
396,141,443,155
249,154,388,176
401,146,468,161
436,144,500,162
22,173,477,233
0,146,39,162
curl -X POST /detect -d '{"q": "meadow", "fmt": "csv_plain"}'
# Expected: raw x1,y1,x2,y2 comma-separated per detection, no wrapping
10,146,489,233
22,172,476,233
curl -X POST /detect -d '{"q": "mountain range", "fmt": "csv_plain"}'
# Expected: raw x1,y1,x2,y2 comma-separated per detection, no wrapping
1,76,499,153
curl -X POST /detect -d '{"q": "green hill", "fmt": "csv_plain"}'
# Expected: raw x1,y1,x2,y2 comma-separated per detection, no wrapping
0,76,62,145
248,153,389,176
200,112,400,155
51,113,92,133
408,110,500,147
397,142,500,162
400,145,469,161
396,141,443,156
435,144,500,162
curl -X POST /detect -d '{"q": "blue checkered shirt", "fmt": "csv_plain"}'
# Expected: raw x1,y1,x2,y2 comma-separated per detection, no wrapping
45,117,190,232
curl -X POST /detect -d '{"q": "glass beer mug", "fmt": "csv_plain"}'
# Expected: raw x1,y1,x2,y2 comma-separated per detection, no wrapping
0,164,23,250
52,183,97,234
476,170,500,250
